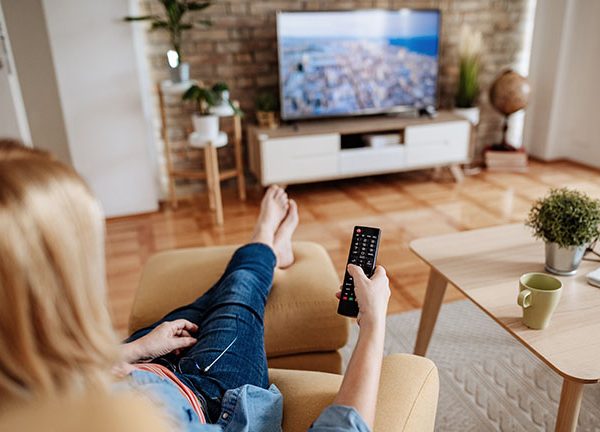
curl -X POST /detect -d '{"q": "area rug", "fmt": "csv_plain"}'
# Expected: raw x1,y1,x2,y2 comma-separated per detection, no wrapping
340,300,600,431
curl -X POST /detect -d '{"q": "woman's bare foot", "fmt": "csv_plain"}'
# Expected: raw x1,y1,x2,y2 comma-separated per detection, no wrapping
273,199,299,269
251,185,289,247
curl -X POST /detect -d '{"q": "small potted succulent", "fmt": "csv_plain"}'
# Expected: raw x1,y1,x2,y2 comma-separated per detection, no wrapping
526,188,600,275
182,84,219,140
453,25,482,126
255,92,280,129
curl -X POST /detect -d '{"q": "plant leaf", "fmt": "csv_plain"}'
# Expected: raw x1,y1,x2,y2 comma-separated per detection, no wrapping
186,2,212,11
150,20,170,30
123,15,159,21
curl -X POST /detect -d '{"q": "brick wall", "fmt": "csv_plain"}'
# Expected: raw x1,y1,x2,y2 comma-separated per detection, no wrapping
139,0,534,195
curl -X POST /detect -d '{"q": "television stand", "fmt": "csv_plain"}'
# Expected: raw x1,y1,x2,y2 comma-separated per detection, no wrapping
247,111,470,186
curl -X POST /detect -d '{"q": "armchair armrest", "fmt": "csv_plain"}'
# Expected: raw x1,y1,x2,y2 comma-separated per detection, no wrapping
269,354,439,432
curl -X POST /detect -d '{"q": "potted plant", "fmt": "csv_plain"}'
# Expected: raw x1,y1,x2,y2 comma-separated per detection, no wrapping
526,188,600,275
255,92,279,129
124,0,212,83
453,25,482,126
182,84,219,140
210,82,243,117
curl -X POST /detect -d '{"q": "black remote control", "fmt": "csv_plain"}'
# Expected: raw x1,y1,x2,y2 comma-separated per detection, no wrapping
337,226,382,317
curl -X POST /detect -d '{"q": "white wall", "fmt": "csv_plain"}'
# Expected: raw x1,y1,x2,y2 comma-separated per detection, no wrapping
41,0,158,217
1,0,71,163
0,4,31,144
524,0,600,166
554,0,600,166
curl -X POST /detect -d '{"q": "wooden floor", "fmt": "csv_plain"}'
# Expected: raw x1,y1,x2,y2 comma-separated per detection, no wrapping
106,160,600,335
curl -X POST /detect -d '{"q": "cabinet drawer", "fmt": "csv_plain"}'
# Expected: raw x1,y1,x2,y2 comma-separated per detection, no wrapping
404,121,469,167
339,146,405,175
261,134,340,184
261,134,339,158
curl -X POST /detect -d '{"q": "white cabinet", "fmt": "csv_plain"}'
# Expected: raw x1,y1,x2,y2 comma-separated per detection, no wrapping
404,121,470,168
261,134,340,184
249,113,470,186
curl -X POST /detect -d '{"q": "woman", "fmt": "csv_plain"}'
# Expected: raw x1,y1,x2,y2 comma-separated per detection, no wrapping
0,140,390,431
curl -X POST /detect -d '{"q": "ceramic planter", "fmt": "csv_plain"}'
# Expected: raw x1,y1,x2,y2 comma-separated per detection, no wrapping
544,242,586,276
256,111,279,129
452,107,480,126
210,90,235,116
192,114,219,142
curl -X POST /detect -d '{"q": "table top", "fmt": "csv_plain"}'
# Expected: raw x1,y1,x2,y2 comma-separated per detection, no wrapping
410,224,600,383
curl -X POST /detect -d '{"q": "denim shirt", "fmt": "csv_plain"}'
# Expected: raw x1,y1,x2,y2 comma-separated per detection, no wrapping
125,370,370,432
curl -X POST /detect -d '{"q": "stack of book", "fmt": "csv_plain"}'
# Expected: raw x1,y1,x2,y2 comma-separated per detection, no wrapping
485,148,528,172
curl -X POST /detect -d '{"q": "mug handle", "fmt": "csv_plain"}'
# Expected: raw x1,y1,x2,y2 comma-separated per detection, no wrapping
518,289,532,308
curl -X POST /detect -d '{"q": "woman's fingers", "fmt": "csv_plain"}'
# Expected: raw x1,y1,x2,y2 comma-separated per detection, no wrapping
347,264,368,281
173,337,197,350
372,265,387,281
171,319,198,333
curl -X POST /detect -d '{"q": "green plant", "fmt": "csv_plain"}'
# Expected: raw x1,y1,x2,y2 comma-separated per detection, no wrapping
455,25,482,108
526,188,600,248
211,82,229,93
182,84,243,116
182,84,216,115
124,0,212,61
255,92,279,112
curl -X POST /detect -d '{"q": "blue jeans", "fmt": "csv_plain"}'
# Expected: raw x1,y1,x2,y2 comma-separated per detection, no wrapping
127,243,276,423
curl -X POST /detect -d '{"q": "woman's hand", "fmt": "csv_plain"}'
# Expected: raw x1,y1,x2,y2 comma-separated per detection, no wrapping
121,319,199,363
337,265,390,330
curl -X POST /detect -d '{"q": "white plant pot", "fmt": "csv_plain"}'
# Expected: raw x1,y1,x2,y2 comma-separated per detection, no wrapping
453,107,480,126
192,114,219,141
169,62,190,83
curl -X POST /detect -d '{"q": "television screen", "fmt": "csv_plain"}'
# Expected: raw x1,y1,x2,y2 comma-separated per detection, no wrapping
277,9,441,120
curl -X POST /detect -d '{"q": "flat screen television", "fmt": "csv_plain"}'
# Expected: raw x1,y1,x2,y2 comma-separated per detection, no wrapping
277,9,441,120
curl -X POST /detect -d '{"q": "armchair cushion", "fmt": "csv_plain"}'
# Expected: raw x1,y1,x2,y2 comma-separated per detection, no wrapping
129,242,350,360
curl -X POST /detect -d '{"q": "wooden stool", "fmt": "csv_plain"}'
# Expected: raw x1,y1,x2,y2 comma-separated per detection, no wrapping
189,131,229,225
157,81,246,225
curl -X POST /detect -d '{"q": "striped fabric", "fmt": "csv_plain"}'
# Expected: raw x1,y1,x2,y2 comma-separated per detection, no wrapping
135,363,207,424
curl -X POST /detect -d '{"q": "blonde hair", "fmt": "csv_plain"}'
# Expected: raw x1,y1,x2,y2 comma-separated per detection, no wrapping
0,138,51,161
0,140,118,406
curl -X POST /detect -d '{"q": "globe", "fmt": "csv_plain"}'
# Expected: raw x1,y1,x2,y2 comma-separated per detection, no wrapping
489,70,531,116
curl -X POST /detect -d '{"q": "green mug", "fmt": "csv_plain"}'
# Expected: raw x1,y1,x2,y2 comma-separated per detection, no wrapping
517,272,562,330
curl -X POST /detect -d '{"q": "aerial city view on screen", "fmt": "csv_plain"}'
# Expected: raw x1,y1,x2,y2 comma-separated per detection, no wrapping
278,10,440,119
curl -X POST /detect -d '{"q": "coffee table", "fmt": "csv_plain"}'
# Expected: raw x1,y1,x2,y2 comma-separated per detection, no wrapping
410,224,600,432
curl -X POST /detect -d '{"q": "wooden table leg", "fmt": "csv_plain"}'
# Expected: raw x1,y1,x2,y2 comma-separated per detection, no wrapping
414,268,448,357
210,145,224,226
449,164,464,183
168,175,178,209
203,146,215,210
555,378,584,432
233,113,246,201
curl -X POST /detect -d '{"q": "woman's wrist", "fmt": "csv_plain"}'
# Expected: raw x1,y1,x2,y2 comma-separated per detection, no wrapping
359,313,386,334
121,340,146,364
